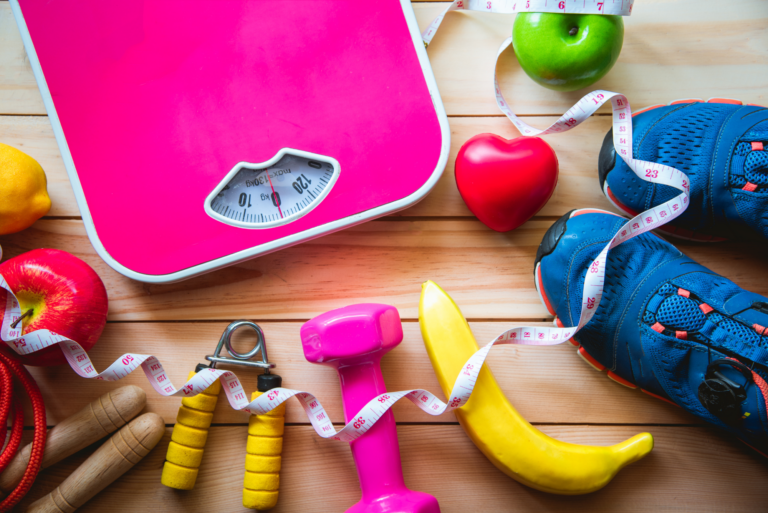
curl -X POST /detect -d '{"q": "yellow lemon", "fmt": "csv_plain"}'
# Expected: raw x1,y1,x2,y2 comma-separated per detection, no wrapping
0,143,51,235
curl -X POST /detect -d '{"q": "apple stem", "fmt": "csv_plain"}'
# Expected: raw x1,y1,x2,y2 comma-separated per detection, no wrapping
10,309,33,329
569,27,578,36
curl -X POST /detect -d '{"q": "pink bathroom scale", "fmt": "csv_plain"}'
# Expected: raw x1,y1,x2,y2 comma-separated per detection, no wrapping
11,0,449,283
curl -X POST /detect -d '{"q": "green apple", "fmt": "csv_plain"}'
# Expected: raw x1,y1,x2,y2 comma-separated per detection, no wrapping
512,13,624,92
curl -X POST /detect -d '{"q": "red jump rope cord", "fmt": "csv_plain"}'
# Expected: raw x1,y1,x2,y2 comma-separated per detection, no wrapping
0,364,13,451
0,351,47,512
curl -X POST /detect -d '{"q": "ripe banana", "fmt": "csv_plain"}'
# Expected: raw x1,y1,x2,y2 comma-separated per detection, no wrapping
419,280,653,495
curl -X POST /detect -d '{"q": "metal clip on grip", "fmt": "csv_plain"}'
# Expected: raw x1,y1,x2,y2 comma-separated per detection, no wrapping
205,320,276,372
162,320,277,492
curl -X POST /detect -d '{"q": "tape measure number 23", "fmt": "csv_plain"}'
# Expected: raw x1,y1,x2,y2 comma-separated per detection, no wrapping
1,0,690,444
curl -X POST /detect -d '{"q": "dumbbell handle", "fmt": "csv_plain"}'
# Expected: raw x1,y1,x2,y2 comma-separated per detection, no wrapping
301,304,440,513
27,413,165,513
337,359,407,500
0,385,146,494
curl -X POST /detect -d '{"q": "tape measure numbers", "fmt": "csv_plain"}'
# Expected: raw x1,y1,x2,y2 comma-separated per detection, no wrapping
422,0,634,47
0,0,687,442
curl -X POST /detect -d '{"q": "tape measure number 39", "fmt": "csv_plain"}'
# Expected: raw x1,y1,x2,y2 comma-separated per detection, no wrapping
1,0,688,444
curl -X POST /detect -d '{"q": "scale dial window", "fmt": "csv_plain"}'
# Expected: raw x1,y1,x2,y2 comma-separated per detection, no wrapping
205,149,340,229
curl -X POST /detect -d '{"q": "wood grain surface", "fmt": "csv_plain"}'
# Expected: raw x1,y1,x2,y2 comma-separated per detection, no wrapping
2,219,768,322
14,425,768,513
2,2,767,116
1,0,767,511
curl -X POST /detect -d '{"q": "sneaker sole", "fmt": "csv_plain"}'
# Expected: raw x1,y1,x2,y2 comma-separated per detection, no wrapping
534,208,679,407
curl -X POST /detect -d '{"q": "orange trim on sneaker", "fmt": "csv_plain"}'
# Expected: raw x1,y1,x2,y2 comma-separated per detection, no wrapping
555,317,564,328
669,99,702,105
675,331,688,340
633,104,665,117
707,98,743,105
605,186,640,216
741,440,768,459
672,226,694,239
752,142,764,151
607,371,638,389
537,264,555,316
699,303,714,314
754,324,767,336
570,208,622,218
680,226,728,242
749,369,768,421
578,346,606,371
743,182,758,192
724,359,768,412
569,338,580,347
661,225,678,236
651,322,665,333
678,288,690,298
641,389,679,406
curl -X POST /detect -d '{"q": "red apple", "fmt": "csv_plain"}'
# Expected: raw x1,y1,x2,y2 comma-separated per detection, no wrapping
455,134,559,232
0,249,108,366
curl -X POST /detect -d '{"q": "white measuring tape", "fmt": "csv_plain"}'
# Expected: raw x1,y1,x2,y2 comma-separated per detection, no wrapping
0,0,688,442
422,0,634,46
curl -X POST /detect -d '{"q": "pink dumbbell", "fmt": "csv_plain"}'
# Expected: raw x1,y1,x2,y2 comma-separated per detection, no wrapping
301,304,441,513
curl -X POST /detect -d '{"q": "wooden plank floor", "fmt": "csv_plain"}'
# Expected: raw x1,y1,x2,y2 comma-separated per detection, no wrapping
1,1,767,511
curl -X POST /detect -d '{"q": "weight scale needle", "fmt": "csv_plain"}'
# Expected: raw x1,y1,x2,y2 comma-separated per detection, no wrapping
265,168,283,219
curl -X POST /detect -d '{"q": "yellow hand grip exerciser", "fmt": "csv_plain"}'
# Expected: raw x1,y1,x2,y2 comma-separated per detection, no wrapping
161,368,222,490
243,373,285,510
160,320,279,494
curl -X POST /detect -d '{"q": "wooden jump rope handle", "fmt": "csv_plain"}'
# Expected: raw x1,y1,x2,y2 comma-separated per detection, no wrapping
161,370,222,490
26,412,165,513
0,385,146,494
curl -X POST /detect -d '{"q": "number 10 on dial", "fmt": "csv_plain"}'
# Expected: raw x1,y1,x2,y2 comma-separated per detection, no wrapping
204,148,340,229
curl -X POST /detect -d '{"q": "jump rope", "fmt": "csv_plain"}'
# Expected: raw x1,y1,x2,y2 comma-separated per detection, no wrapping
1,1,693,509
0,348,46,511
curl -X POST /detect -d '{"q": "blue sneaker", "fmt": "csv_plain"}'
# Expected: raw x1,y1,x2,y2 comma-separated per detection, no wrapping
534,208,768,454
598,99,768,241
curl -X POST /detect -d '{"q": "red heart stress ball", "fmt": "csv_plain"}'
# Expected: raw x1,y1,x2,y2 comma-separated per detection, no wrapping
0,249,107,510
455,134,559,232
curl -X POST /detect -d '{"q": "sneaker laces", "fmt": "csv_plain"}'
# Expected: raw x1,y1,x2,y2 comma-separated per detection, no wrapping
648,284,768,358
645,284,768,427
730,140,768,192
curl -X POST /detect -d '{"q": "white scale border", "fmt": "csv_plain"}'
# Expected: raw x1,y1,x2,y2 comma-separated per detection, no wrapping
10,0,450,284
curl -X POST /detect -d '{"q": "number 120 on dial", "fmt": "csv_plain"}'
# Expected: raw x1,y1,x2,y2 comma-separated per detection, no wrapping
205,149,340,229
